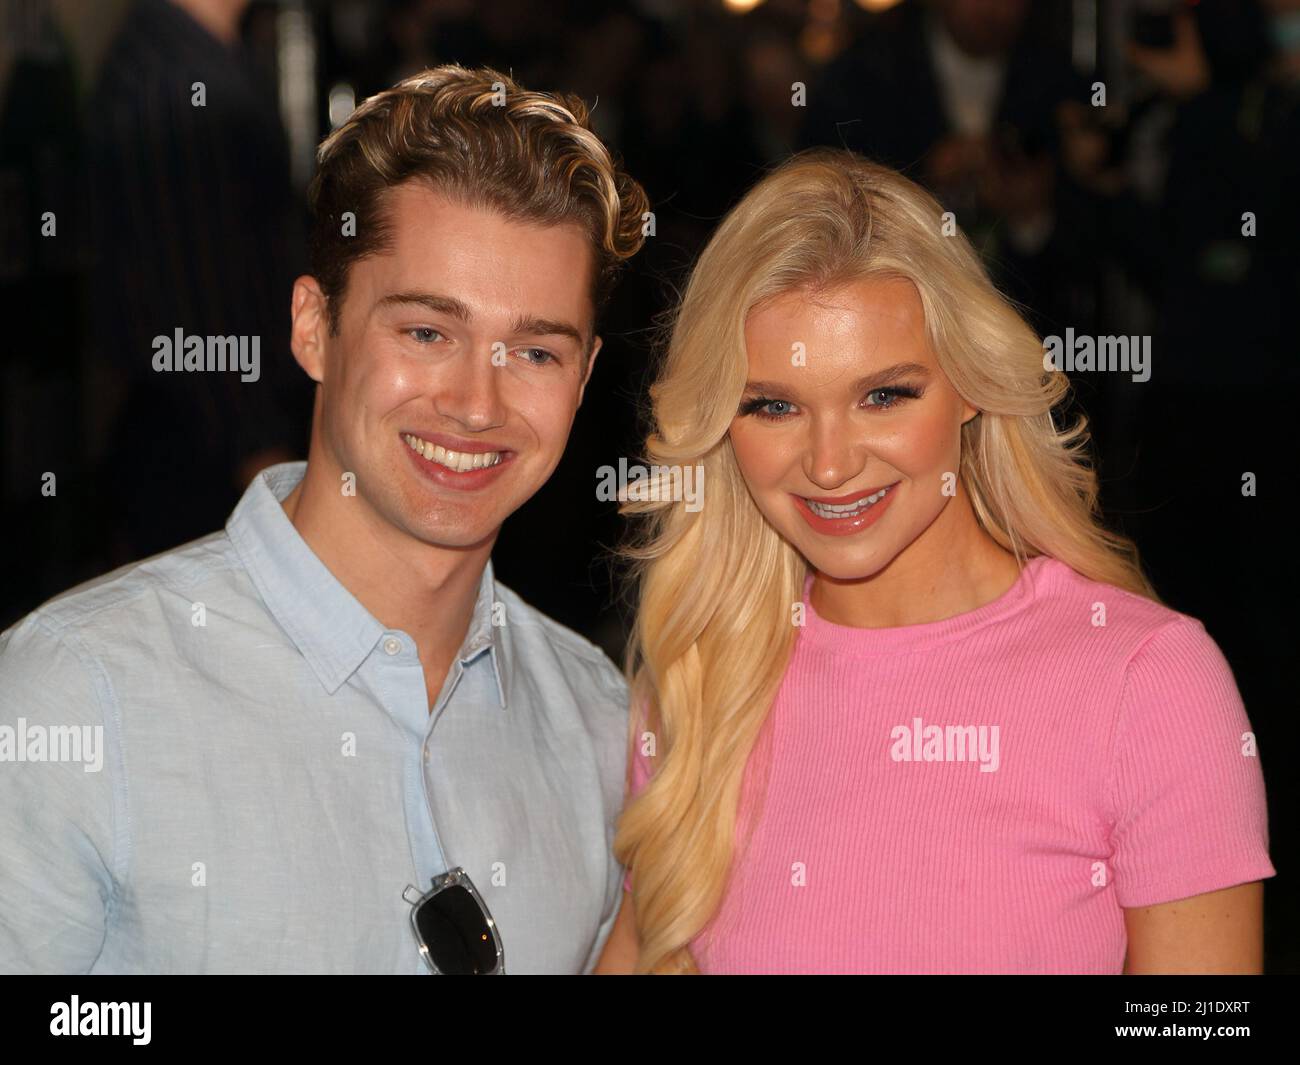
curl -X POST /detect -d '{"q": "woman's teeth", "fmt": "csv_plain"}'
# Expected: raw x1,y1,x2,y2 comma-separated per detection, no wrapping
804,484,893,519
404,433,504,473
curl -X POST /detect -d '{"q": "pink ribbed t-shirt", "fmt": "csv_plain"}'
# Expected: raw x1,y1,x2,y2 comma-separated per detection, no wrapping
622,554,1276,973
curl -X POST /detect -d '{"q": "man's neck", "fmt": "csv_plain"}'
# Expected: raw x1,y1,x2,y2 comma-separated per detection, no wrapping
280,460,496,678
168,0,248,47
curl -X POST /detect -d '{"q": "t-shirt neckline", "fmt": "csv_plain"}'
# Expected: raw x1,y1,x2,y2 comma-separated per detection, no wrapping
800,554,1051,656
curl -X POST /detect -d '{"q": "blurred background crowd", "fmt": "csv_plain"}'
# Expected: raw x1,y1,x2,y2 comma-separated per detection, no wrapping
0,0,1296,965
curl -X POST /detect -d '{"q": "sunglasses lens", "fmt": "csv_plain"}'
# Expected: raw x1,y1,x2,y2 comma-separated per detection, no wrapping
416,884,497,974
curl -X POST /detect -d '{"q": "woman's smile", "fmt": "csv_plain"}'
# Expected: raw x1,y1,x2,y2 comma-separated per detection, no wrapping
791,481,901,536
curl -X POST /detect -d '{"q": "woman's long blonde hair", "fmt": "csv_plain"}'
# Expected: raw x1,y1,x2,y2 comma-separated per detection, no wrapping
613,148,1158,974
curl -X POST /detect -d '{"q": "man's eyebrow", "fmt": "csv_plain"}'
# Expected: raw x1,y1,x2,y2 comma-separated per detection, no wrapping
377,291,472,321
510,314,586,348
742,362,931,395
376,291,587,348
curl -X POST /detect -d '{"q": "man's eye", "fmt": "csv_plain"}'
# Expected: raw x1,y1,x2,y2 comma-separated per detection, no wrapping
407,327,444,344
519,347,555,365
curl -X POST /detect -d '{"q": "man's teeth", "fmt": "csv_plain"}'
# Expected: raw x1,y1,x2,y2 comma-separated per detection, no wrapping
403,434,504,473
805,484,893,519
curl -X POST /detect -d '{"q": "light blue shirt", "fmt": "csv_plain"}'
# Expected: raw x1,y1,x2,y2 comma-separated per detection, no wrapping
0,462,631,973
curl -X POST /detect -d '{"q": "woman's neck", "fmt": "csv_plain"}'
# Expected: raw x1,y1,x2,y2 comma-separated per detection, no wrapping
810,498,1022,629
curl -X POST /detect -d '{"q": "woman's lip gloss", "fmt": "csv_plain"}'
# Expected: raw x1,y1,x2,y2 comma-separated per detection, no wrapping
791,483,898,537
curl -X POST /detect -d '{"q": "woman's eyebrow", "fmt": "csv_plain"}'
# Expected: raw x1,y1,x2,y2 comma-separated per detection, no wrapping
742,362,931,395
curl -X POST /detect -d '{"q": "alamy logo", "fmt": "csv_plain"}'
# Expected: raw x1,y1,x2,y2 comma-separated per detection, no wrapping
595,458,704,512
152,327,261,382
1042,329,1151,382
50,997,151,1045
889,716,1000,772
0,719,103,772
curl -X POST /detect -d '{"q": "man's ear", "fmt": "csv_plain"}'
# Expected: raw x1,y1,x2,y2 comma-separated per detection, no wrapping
290,276,329,384
577,334,603,406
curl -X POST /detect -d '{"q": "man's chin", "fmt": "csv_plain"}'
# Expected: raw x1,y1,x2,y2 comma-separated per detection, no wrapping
372,493,499,550
403,520,501,552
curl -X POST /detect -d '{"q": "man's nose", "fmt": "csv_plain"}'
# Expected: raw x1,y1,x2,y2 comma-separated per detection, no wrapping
434,347,508,430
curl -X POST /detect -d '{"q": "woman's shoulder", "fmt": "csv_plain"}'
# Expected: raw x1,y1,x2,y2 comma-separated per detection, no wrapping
1007,558,1240,717
1029,553,1242,754
1029,554,1226,680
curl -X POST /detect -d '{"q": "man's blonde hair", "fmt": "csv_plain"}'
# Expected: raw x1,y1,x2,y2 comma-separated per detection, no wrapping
308,64,649,338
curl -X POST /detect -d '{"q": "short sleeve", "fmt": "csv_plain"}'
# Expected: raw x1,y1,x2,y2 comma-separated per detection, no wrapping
621,715,656,893
1106,618,1276,908
0,618,118,973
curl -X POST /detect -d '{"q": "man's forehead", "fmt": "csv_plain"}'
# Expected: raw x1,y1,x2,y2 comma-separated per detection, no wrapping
350,181,598,346
380,179,590,248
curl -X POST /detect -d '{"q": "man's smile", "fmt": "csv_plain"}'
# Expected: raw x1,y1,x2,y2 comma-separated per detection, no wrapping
401,430,515,487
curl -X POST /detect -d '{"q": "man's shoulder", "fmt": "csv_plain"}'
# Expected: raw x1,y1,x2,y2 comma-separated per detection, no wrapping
492,581,628,705
6,531,243,647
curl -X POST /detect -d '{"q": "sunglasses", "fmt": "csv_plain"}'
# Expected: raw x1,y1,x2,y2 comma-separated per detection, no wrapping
402,867,505,974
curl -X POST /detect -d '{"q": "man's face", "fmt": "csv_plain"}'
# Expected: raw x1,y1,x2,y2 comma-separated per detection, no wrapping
939,0,1028,57
296,180,601,549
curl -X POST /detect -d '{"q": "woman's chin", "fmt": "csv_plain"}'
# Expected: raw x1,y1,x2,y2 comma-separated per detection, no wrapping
795,541,896,583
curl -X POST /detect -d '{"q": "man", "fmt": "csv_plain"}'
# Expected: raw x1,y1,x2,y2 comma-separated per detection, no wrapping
0,64,648,974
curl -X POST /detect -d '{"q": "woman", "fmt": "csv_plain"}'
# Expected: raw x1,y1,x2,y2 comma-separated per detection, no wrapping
596,149,1275,975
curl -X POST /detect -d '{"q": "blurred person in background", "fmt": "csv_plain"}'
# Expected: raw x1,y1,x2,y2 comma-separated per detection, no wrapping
85,0,311,563
1111,0,1294,713
798,0,1096,337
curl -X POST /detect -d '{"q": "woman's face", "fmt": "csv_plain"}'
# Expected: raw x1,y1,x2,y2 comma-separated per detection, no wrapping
729,277,978,581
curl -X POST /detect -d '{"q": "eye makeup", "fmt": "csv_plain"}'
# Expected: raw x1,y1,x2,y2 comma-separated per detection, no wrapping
737,383,925,421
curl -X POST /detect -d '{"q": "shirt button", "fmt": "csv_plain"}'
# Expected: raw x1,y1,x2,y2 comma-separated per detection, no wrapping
383,636,402,656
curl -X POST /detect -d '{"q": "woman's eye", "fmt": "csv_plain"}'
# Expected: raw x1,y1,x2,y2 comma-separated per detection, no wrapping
407,327,444,344
739,396,795,420
865,387,915,409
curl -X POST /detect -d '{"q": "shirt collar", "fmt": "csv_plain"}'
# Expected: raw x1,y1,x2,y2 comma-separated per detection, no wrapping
459,545,511,710
226,461,511,707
